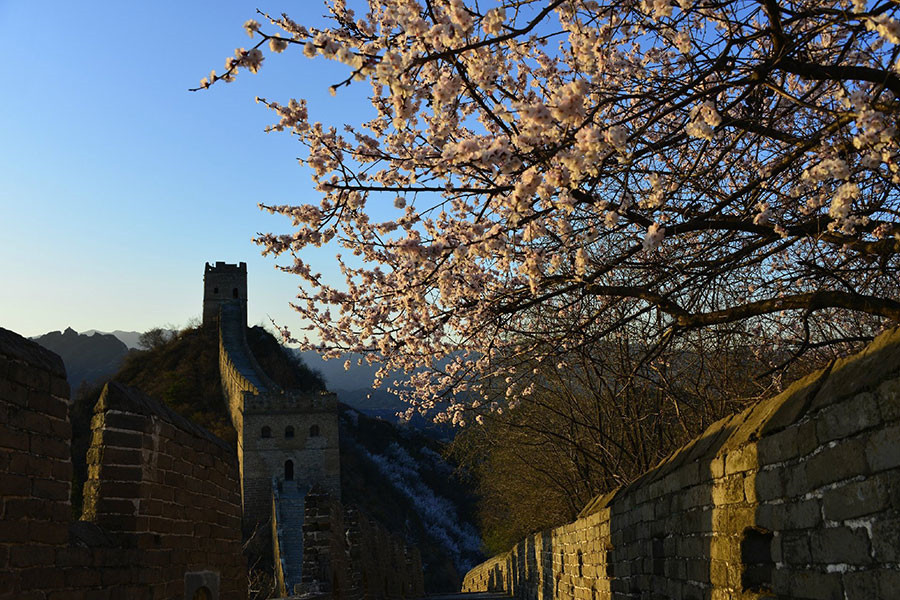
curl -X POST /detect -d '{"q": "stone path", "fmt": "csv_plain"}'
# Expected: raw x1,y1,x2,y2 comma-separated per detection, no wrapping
274,480,307,594
220,302,269,392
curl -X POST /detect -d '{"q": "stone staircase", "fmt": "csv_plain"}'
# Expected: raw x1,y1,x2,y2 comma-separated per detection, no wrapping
274,479,308,594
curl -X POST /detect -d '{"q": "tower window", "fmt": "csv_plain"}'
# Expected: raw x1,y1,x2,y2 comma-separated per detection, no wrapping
232,287,238,298
261,426,271,438
309,424,320,437
285,425,295,438
213,287,219,294
284,459,294,481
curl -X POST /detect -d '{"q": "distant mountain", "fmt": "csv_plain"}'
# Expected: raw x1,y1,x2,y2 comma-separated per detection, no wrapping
295,350,453,438
83,329,174,350
32,328,130,391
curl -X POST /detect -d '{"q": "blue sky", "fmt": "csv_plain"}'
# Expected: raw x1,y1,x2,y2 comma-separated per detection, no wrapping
0,1,372,337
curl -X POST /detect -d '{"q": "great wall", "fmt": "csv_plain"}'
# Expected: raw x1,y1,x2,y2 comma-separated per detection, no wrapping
0,262,424,599
460,327,900,599
1,261,899,599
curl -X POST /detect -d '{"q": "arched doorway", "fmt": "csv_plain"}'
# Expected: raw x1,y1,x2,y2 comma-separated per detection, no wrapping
192,586,212,600
284,459,294,481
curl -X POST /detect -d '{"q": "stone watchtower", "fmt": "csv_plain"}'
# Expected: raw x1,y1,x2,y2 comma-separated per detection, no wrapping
204,261,340,543
203,262,248,327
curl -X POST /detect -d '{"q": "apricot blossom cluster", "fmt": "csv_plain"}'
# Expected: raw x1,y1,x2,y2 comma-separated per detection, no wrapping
203,0,900,424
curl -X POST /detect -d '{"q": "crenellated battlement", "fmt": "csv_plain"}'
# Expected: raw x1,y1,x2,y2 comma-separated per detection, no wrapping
243,389,338,414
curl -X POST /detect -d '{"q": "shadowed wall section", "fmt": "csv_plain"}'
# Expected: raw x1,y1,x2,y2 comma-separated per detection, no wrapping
294,487,425,600
0,327,247,600
462,327,900,600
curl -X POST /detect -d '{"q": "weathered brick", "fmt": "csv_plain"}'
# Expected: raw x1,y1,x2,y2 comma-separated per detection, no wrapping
871,518,900,562
0,473,30,496
811,526,871,565
27,520,67,545
9,545,55,568
0,426,29,451
843,569,878,600
876,378,900,421
95,429,144,449
878,569,900,599
724,445,757,475
26,389,68,420
758,425,799,465
755,468,784,500
65,568,102,587
823,478,889,521
817,392,881,442
781,532,812,565
711,476,745,505
788,570,843,600
29,434,68,459
31,478,69,501
865,424,900,472
805,439,868,489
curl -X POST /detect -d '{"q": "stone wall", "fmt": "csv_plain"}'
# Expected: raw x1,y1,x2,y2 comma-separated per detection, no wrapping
242,406,341,534
297,488,425,600
462,327,900,600
216,294,341,539
0,327,247,599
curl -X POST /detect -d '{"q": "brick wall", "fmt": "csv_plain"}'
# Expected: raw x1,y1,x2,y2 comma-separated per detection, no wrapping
462,327,900,600
296,488,425,600
0,327,247,599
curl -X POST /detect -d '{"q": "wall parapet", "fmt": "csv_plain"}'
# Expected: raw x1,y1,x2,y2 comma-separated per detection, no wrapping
462,326,900,600
0,327,247,600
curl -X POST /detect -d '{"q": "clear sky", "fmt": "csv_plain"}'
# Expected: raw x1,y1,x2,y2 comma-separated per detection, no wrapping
0,1,370,338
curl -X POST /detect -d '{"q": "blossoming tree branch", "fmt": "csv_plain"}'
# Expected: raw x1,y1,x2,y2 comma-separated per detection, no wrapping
200,0,900,424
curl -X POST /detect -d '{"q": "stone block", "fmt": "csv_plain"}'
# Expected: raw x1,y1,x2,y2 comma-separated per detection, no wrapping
811,526,871,565
725,445,757,475
789,570,843,600
755,468,785,501
876,378,900,421
26,390,68,420
878,569,900,598
781,531,812,565
756,502,786,531
816,392,881,442
31,478,69,502
812,328,900,411
758,425,799,465
784,464,810,498
822,478,889,521
865,424,900,472
785,498,821,530
712,476,745,505
805,439,868,489
871,518,900,562
843,569,878,600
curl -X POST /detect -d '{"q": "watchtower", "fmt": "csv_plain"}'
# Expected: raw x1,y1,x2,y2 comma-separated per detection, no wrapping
206,261,340,548
203,262,247,327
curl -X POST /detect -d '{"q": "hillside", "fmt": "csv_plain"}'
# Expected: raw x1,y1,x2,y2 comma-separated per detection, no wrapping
68,322,480,592
339,405,481,590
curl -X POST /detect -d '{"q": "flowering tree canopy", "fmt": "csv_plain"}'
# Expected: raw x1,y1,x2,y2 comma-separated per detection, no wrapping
203,0,900,424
